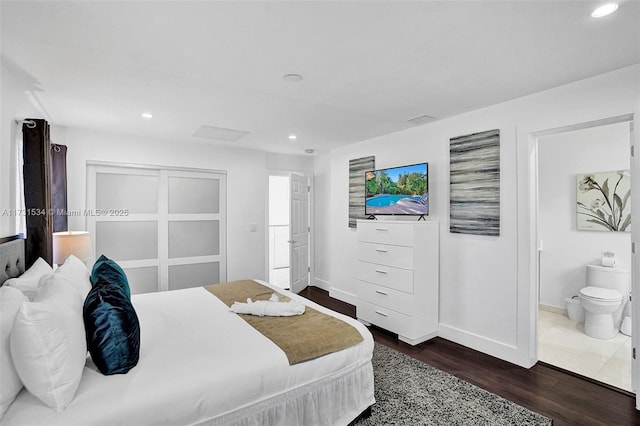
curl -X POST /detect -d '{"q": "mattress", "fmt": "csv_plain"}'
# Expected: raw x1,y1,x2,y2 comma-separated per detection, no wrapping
2,280,375,426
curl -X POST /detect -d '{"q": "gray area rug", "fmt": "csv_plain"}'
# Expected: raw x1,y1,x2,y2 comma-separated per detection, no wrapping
356,343,552,425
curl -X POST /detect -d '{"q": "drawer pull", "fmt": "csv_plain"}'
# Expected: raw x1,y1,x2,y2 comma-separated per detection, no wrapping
375,248,388,253
375,269,388,274
375,228,389,232
375,311,388,317
375,290,388,295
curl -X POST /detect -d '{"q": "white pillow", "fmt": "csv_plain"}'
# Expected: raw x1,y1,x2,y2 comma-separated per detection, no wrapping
37,272,86,308
21,257,53,280
10,277,87,411
4,257,53,301
38,255,91,301
0,286,27,418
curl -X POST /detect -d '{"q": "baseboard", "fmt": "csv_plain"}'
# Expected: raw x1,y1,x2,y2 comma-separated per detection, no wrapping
438,323,530,368
539,303,567,316
399,330,438,346
312,277,331,292
329,287,358,306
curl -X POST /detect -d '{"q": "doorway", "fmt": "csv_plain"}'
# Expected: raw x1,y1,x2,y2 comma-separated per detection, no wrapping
535,119,633,392
268,174,291,290
267,172,311,293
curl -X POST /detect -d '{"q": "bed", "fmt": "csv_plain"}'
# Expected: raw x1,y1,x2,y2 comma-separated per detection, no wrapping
0,238,375,425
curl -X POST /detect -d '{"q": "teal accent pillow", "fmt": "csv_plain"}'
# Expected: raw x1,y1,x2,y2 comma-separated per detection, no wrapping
83,276,140,375
91,255,131,299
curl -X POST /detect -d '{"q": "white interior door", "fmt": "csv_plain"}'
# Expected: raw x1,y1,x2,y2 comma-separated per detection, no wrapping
630,117,639,409
289,173,309,294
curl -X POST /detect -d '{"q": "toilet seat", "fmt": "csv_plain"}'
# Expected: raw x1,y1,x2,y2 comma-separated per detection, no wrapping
579,286,623,302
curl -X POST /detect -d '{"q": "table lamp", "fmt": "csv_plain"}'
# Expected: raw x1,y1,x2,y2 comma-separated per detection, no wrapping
52,230,92,266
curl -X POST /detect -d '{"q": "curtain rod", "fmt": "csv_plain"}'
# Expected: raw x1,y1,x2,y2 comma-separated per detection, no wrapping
15,119,37,129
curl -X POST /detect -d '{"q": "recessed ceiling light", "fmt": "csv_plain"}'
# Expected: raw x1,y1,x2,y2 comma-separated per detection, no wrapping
141,112,153,119
283,74,303,83
591,3,618,18
288,134,298,140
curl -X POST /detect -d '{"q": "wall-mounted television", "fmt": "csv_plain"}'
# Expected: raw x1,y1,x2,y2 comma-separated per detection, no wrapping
365,162,428,217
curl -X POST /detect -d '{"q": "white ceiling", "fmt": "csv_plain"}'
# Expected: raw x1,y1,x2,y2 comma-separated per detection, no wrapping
1,1,639,155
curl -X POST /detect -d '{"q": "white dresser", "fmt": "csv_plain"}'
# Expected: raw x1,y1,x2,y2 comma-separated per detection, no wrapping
356,219,439,345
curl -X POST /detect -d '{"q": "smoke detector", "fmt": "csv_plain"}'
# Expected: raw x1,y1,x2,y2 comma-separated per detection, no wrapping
283,74,303,82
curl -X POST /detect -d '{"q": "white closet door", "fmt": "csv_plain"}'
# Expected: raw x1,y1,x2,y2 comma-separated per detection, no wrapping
87,166,161,294
87,164,226,294
166,170,226,291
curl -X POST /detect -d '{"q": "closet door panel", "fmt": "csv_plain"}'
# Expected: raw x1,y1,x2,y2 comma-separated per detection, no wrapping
168,220,219,258
166,170,226,290
96,173,158,213
123,266,159,295
168,262,220,290
95,221,158,261
168,177,219,214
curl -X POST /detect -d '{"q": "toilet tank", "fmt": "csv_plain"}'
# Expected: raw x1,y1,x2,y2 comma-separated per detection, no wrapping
586,264,630,293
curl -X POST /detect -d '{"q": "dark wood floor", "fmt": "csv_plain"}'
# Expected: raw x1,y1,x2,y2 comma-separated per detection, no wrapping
300,286,640,426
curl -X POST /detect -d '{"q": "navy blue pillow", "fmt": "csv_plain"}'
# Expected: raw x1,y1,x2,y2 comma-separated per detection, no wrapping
91,254,131,299
83,277,140,375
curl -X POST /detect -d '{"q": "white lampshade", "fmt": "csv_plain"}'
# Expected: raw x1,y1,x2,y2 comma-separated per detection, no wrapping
52,231,92,265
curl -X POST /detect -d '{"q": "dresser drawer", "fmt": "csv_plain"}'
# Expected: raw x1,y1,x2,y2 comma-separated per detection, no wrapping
357,222,414,246
357,300,412,335
357,280,414,313
358,241,413,269
357,261,414,293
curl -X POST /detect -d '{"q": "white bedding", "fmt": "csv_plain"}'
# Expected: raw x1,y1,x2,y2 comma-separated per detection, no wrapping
2,281,375,426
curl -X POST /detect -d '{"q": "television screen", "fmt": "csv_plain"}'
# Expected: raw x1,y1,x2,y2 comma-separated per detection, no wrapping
365,163,428,216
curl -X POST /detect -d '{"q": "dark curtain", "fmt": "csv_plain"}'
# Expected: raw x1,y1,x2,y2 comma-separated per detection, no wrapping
51,144,68,232
22,119,53,267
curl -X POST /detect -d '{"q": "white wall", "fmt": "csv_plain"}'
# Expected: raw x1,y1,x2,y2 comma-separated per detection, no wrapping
538,122,631,309
312,153,331,291
265,152,314,174
315,64,640,367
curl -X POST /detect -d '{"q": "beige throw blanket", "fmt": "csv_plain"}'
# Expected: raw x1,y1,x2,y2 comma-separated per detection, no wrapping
205,280,364,365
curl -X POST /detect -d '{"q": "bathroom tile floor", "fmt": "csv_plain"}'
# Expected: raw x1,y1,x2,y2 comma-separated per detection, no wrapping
538,309,632,392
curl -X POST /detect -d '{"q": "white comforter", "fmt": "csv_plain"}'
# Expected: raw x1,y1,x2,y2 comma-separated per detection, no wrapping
2,281,374,426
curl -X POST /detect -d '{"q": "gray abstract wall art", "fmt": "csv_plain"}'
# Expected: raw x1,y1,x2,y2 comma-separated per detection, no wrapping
450,129,500,236
348,156,375,228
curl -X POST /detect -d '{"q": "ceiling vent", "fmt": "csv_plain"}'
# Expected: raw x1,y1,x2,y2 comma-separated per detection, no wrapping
193,124,250,142
406,114,435,126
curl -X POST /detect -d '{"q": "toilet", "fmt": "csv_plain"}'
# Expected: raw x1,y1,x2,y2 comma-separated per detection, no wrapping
579,265,630,340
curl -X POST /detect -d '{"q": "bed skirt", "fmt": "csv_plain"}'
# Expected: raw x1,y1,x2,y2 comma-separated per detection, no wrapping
201,356,375,426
